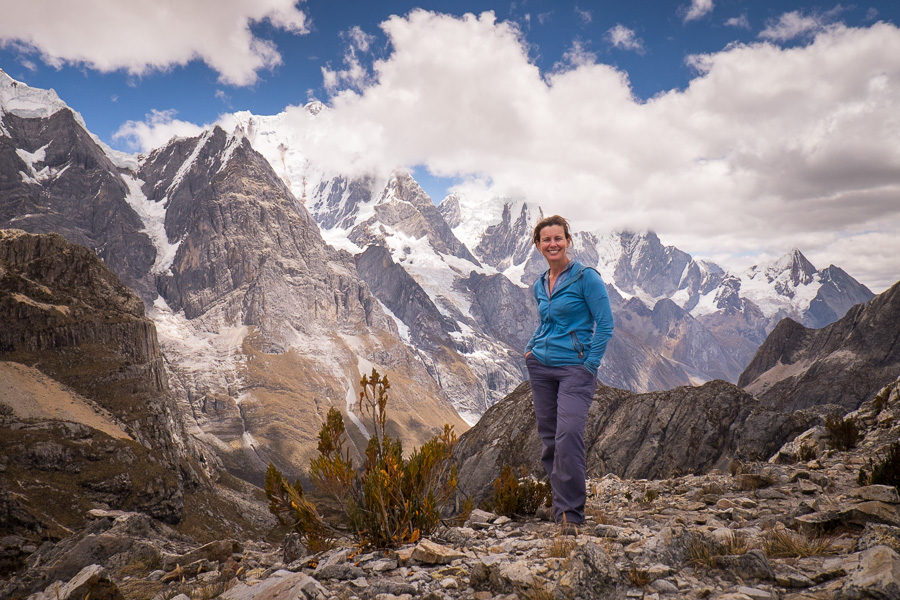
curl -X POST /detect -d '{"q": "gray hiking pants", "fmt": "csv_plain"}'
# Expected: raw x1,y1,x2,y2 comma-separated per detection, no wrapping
526,355,596,525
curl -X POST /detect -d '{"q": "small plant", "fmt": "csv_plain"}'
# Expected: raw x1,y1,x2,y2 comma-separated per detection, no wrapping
762,528,834,558
728,459,745,476
824,414,860,451
798,443,817,462
628,567,650,587
545,528,577,558
857,441,900,492
265,369,460,548
516,581,555,600
688,535,716,568
721,531,751,555
643,489,660,503
485,465,551,517
688,531,752,568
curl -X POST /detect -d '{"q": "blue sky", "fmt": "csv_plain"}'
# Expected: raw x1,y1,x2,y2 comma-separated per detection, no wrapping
1,0,899,291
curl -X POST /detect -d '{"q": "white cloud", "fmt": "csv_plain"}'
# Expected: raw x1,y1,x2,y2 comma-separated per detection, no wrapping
574,7,592,25
113,109,207,152
684,0,714,23
606,24,645,53
725,15,750,30
0,0,309,86
114,12,900,291
296,13,900,291
760,11,825,41
322,26,377,94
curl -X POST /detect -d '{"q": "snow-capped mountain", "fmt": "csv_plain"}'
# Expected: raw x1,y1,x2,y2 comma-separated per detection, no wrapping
0,70,877,489
0,71,466,486
440,192,874,380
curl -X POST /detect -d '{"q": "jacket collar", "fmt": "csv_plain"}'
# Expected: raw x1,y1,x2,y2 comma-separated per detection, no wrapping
539,260,586,296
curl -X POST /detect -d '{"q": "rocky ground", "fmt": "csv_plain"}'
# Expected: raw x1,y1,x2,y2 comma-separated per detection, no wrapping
4,377,900,600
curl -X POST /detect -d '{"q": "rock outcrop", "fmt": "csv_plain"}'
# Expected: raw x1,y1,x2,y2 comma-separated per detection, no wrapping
453,379,816,505
0,229,186,536
740,280,900,413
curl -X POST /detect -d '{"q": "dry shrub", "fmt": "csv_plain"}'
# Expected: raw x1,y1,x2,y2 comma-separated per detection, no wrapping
545,522,578,558
628,567,650,587
265,369,460,548
858,441,900,492
484,464,551,518
688,531,752,568
825,414,860,451
763,528,834,558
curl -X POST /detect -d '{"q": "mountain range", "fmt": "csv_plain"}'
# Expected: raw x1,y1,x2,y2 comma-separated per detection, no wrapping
0,69,878,487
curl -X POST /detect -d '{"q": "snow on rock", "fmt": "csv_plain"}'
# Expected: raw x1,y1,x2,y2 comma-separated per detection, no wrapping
121,174,181,274
0,69,139,171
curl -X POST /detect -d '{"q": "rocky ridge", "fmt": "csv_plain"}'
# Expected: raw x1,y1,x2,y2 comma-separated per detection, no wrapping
7,377,899,600
740,280,900,414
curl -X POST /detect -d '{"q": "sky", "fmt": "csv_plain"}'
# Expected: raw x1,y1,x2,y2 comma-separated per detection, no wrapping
1,0,899,292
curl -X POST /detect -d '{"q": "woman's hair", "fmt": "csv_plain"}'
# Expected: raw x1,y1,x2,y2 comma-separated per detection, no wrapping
532,215,572,246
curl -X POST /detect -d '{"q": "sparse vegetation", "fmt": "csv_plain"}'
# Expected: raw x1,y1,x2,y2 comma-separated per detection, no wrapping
628,566,651,587
483,464,551,518
265,368,460,548
824,414,860,451
688,531,752,568
762,528,834,558
798,443,817,462
728,459,745,476
857,441,900,492
643,489,660,503
545,528,577,558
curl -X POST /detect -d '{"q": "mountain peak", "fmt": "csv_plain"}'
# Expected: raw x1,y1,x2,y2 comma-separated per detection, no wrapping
770,247,817,286
0,69,69,122
304,100,326,115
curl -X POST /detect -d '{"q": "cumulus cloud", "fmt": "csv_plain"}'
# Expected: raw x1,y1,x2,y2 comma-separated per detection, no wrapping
113,110,207,152
0,0,309,86
760,11,826,41
684,0,714,23
113,11,900,290
606,24,645,53
294,12,900,291
322,25,377,94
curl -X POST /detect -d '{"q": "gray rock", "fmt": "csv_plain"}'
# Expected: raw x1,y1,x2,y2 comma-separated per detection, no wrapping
715,549,776,582
837,546,900,600
857,523,900,553
221,570,326,600
856,485,900,504
554,542,622,600
29,564,123,600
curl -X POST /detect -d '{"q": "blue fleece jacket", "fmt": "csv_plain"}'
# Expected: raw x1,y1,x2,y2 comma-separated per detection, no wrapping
525,260,614,374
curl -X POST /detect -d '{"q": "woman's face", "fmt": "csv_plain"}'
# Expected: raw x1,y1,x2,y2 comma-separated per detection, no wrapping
537,224,570,264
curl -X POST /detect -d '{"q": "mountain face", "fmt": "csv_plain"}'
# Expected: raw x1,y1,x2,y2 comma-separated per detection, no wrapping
0,229,187,535
739,281,900,413
0,72,466,490
444,193,875,386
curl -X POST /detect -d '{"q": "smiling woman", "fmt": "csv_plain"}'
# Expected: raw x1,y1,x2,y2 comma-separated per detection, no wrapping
524,214,613,531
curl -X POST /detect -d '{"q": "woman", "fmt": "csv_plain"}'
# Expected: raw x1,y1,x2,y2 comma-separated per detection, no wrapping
524,215,613,531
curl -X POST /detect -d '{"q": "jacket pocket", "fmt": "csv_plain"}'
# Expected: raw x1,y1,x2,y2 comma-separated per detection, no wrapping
569,331,585,358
